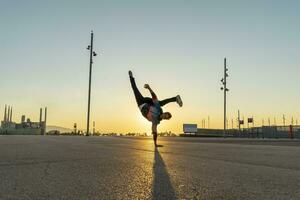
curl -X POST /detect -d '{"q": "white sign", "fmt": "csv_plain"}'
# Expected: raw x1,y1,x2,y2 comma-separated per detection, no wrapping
183,124,198,133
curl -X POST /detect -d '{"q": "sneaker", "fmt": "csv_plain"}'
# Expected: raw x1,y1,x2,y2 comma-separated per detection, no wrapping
128,70,133,77
176,95,183,107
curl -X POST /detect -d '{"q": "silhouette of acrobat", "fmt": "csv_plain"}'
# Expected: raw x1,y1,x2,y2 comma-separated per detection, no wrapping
129,70,183,146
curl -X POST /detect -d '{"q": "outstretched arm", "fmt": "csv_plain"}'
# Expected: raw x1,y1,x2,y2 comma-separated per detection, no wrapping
144,84,157,100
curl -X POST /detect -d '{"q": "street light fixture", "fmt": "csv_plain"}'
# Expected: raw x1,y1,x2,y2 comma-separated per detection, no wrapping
220,58,229,137
86,31,97,136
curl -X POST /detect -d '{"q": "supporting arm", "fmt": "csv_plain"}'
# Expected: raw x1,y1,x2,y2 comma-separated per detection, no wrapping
152,123,158,146
152,123,157,134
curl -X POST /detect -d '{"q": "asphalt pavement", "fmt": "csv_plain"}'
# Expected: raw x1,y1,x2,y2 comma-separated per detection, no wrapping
0,136,299,200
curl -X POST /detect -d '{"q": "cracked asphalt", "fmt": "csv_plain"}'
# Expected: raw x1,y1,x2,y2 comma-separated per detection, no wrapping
0,136,299,200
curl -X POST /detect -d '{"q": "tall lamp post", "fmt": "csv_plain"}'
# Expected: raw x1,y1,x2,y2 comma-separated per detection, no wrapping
220,58,229,138
86,31,97,136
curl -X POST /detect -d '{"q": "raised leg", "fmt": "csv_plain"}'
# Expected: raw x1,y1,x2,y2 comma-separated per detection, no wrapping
129,76,145,106
159,97,177,107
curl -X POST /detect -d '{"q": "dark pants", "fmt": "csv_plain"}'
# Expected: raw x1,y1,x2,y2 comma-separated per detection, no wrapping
130,76,177,107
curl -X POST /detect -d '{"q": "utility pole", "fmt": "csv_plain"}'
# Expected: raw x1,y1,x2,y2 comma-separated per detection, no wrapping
220,58,229,138
74,123,77,134
283,114,286,127
86,31,97,136
238,110,241,132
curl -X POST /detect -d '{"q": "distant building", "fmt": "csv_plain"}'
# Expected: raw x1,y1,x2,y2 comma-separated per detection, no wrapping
183,124,198,134
0,105,47,135
180,123,300,138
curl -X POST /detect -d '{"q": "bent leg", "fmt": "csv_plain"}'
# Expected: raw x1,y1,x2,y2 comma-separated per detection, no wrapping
159,97,177,107
130,76,144,106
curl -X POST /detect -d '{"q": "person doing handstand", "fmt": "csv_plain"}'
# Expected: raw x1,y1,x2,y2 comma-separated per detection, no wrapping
129,70,183,146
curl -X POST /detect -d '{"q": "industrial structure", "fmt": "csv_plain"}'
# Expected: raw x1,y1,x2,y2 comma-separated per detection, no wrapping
0,105,47,135
181,123,300,139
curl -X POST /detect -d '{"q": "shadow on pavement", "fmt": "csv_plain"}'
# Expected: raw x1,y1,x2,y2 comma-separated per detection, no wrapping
152,147,177,200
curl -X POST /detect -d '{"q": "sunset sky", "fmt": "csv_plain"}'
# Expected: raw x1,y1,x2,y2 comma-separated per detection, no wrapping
1,0,299,133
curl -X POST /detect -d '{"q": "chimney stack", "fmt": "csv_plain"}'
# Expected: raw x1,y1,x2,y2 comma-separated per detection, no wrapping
7,106,10,122
21,115,26,124
4,105,7,122
44,107,47,123
39,108,43,124
44,107,47,135
10,107,12,122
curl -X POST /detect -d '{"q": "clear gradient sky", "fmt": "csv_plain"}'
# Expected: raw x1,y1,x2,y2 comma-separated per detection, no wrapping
0,0,299,133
